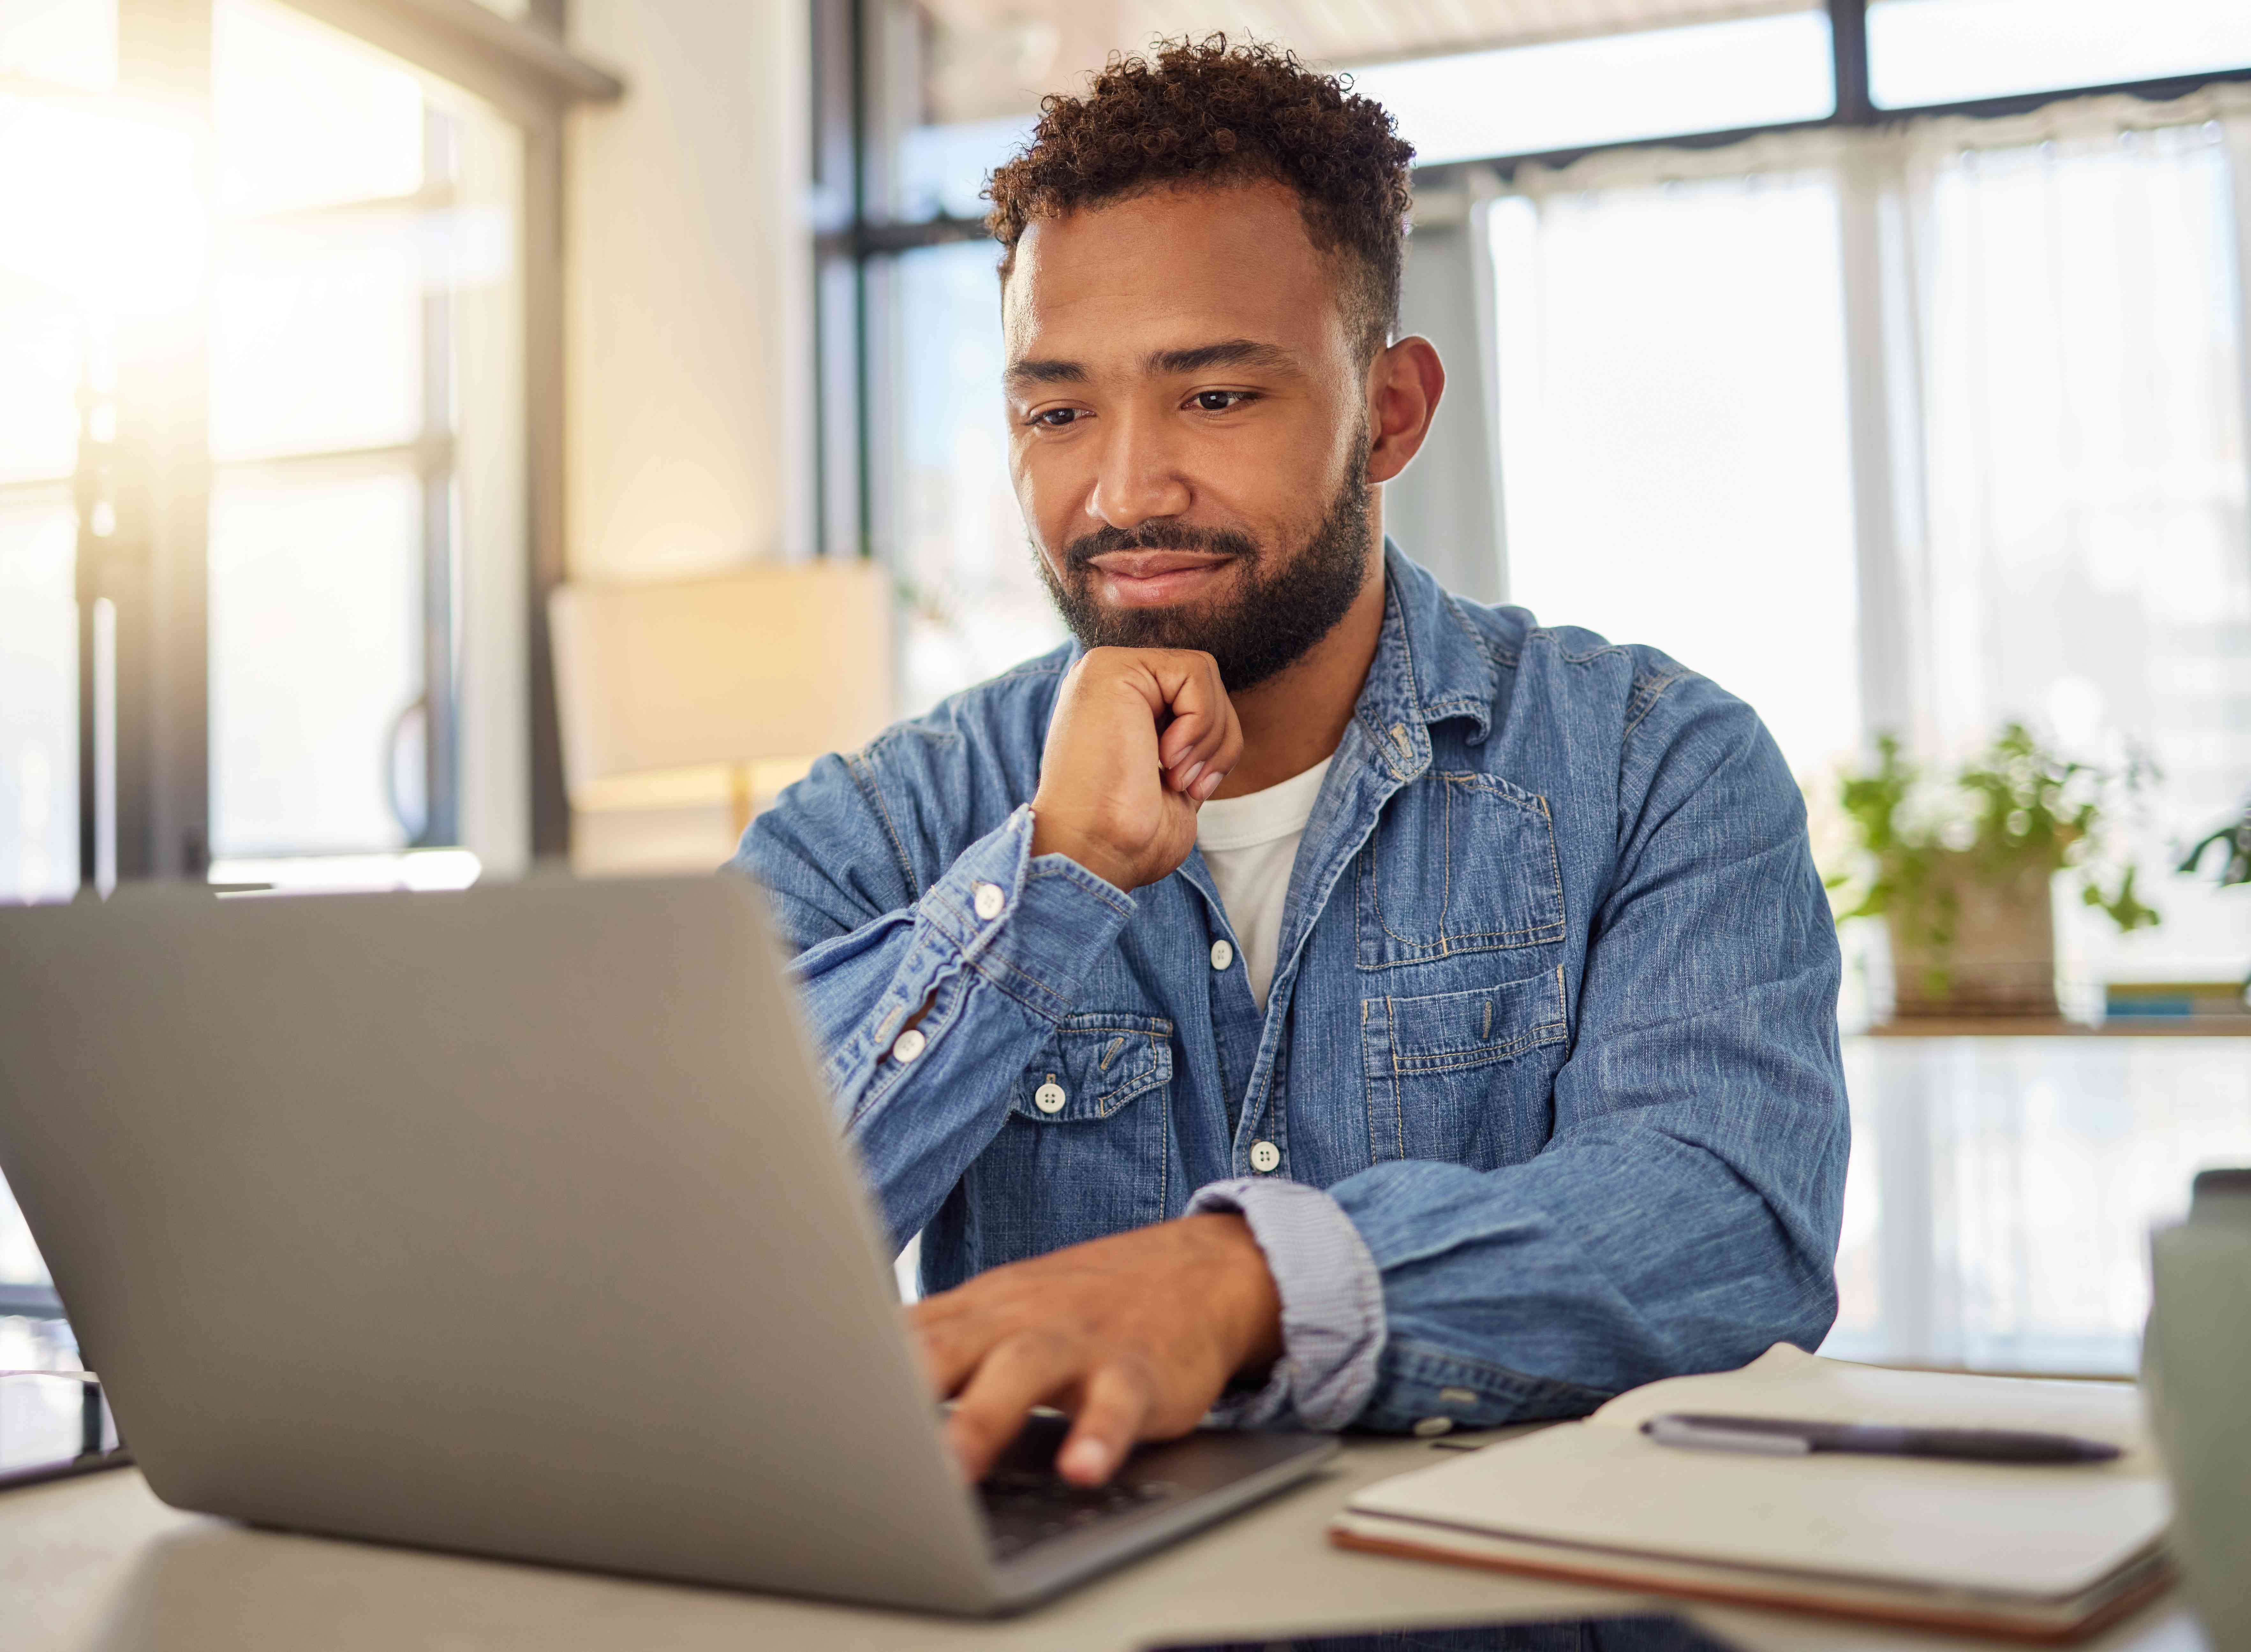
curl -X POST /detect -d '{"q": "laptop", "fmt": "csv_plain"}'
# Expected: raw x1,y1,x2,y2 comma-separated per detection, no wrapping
0,877,1336,1614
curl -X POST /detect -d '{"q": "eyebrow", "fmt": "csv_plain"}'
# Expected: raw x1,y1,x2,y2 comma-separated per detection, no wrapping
1145,338,1295,376
1003,337,1297,392
1004,357,1087,388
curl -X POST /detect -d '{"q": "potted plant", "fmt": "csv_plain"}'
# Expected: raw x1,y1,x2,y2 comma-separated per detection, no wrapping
2180,797,2251,889
2179,794,2251,1012
1826,723,2159,1020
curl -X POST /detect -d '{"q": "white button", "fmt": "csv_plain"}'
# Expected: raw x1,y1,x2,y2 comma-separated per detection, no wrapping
1249,1140,1280,1173
1034,1078,1067,1114
890,1028,927,1064
972,882,1005,921
1210,939,1235,971
1413,1416,1454,1438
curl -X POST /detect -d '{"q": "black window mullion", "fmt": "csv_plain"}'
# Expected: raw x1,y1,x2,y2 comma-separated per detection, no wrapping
417,104,460,849
811,0,869,563
92,0,214,889
1829,0,1874,126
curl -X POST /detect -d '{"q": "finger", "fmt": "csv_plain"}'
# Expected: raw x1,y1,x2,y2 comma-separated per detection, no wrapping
1183,672,1245,798
1056,1361,1154,1487
1165,726,1226,793
1151,652,1232,772
945,1331,1081,1484
1076,650,1185,779
907,1297,1000,1399
1160,665,1241,791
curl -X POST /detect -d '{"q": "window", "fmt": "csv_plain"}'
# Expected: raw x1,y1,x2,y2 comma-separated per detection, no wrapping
0,0,114,88
884,240,1063,719
1488,166,1862,779
206,0,524,864
1476,100,2251,1003
1349,11,1835,167
0,0,598,905
1904,112,2251,991
0,0,139,904
1869,0,2251,111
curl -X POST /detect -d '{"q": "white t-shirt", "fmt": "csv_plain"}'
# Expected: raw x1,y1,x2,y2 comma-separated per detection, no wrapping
1195,758,1332,1013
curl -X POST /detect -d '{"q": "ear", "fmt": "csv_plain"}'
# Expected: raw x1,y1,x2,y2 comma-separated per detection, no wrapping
1364,336,1446,486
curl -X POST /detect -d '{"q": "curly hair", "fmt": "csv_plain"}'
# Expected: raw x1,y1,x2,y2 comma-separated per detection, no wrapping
985,36,1416,361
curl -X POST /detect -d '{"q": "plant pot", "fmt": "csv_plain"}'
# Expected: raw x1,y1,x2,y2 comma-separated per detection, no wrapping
1886,853,2058,1020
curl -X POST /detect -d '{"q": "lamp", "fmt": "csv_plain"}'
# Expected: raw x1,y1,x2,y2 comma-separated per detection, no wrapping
548,562,892,874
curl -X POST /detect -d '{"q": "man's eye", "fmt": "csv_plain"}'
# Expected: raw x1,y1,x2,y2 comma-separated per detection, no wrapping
1030,408,1081,429
1193,390,1251,412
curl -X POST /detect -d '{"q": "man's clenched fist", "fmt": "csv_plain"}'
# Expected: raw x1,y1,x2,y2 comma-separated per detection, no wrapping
1030,647,1242,890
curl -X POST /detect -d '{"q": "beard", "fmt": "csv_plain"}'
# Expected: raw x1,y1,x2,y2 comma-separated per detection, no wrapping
1032,456,1374,694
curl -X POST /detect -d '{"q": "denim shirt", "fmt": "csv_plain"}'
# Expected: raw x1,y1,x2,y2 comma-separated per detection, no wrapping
734,546,1848,1434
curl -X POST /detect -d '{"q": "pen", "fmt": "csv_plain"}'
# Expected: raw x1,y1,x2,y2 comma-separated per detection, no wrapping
1640,1413,2122,1464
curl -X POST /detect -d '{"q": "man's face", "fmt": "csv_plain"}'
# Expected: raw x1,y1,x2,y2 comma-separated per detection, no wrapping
1001,179,1377,691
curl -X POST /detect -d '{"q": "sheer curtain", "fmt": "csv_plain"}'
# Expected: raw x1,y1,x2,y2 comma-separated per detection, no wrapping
1475,91,2251,989
1888,91,2251,990
1481,136,1867,782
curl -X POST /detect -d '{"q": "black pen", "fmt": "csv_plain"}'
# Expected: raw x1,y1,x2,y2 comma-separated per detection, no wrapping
1641,1413,2121,1464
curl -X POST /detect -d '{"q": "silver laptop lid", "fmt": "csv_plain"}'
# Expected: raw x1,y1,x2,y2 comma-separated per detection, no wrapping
0,877,999,1612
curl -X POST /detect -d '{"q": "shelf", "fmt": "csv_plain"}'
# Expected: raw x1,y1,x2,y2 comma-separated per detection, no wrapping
1858,1017,2251,1037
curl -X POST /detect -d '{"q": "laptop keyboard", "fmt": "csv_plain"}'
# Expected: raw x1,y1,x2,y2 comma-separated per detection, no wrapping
978,1467,1176,1560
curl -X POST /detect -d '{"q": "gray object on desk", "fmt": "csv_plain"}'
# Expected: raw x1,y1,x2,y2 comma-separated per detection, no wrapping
0,878,1333,1614
2145,1168,2251,1650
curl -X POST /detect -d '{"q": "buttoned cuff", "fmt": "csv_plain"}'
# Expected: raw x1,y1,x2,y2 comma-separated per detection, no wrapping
1186,1177,1386,1432
914,805,1137,1025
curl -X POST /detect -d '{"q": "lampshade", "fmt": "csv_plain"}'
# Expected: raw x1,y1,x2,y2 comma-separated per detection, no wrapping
548,562,892,828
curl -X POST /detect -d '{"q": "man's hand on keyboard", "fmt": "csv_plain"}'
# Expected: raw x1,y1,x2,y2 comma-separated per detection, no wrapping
909,1213,1283,1487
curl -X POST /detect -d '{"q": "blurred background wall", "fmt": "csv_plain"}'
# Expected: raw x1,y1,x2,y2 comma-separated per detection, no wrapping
564,0,807,586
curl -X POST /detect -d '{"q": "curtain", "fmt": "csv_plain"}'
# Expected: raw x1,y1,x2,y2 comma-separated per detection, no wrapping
1889,90,2251,985
1480,131,1866,784
1474,90,2251,985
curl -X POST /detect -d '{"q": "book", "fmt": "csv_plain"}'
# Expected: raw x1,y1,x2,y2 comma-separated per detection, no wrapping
1331,1346,2172,1643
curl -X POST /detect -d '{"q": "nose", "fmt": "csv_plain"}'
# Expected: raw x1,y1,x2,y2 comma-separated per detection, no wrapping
1085,402,1192,532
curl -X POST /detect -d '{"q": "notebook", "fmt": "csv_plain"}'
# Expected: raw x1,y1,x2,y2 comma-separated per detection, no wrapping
1331,1346,2172,1643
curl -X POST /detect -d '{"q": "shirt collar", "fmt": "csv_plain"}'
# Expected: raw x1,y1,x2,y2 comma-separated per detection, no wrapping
1352,541,1498,781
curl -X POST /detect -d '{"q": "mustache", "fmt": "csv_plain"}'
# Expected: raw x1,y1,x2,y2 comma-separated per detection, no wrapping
1062,521,1260,572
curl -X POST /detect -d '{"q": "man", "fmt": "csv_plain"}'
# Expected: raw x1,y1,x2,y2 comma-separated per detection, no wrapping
737,39,1847,1491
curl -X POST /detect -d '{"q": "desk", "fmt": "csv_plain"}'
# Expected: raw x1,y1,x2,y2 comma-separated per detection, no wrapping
1,1442,2204,1652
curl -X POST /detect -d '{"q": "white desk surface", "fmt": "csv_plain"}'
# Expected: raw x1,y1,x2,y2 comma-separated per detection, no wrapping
2,1434,2205,1652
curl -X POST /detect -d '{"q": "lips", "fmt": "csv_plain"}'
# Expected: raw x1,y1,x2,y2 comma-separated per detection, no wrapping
1085,550,1234,580
1082,549,1236,608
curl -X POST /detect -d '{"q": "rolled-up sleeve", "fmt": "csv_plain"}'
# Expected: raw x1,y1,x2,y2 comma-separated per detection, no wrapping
1186,1177,1385,1430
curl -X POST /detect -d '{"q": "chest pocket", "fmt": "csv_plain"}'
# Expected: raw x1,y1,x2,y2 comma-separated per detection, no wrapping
962,1012,1173,1269
1009,1014,1170,1123
1356,771,1564,971
1363,969,1567,1168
